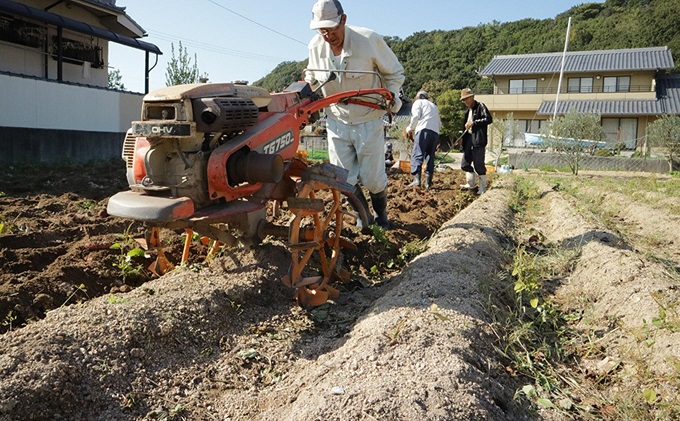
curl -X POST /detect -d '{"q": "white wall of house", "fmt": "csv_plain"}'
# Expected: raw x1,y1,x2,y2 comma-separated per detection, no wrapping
0,41,43,76
0,73,142,133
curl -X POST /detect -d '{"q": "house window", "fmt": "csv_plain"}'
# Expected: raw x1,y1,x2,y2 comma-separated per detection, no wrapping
603,76,630,93
0,14,46,48
602,117,637,149
518,119,545,134
51,36,104,68
509,79,537,94
567,77,593,93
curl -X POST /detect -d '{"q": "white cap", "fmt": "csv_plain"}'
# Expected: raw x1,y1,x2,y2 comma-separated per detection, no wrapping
310,0,344,30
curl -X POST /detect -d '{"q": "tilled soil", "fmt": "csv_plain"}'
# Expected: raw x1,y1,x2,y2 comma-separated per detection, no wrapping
1,162,678,421
0,160,474,334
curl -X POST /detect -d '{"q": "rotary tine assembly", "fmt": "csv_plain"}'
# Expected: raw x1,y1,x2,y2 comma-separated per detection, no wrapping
284,163,358,307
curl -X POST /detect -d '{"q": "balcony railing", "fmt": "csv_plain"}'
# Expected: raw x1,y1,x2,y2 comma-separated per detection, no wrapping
484,85,654,95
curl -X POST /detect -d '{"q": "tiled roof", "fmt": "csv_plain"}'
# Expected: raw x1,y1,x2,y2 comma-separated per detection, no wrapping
84,0,120,10
537,74,680,116
480,46,675,76
656,73,680,114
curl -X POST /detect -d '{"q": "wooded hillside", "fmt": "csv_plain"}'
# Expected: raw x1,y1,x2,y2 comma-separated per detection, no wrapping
253,0,680,97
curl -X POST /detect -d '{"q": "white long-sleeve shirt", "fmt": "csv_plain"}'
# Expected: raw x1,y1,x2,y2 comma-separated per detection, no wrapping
407,98,441,134
306,25,405,125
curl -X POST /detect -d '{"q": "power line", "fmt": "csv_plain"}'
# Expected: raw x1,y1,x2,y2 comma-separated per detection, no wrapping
148,29,289,62
204,0,307,47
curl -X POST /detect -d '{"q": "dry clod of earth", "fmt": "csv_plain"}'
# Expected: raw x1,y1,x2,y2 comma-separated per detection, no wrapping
1,162,679,420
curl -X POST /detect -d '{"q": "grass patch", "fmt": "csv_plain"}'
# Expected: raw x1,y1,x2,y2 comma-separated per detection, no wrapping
487,176,680,420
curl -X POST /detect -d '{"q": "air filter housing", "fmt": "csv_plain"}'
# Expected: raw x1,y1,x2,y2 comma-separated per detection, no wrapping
192,97,259,133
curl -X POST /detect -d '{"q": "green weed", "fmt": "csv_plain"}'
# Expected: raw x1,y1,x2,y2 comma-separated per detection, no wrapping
508,176,540,213
485,243,576,417
383,318,408,345
107,295,128,304
78,200,96,211
398,238,427,264
62,283,89,307
2,311,17,332
110,224,150,281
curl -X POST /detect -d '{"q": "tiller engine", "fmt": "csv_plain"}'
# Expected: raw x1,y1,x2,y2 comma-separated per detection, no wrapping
107,78,393,307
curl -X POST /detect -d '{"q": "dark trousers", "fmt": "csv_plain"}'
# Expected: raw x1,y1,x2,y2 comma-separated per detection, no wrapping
410,129,439,176
460,144,486,175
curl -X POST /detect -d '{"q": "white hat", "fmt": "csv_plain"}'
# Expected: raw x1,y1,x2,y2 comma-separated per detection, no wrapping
310,0,344,30
416,91,429,100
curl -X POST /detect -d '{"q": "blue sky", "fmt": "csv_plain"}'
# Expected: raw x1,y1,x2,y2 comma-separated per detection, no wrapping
109,0,600,93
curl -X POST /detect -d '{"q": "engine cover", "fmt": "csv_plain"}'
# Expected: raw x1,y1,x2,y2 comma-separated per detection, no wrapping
192,97,259,134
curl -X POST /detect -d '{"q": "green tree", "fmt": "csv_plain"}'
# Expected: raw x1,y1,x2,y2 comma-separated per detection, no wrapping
107,68,125,90
254,60,308,92
436,89,466,147
646,114,680,172
489,113,521,169
165,41,208,86
419,80,451,103
541,109,605,175
260,0,680,91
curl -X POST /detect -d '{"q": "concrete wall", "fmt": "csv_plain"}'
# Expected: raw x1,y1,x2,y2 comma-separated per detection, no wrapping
0,73,143,163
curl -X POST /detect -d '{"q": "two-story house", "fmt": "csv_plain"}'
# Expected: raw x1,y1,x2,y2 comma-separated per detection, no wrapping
476,46,679,150
0,0,161,164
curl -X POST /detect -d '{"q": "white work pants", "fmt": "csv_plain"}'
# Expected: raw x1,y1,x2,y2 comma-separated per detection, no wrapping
326,118,387,194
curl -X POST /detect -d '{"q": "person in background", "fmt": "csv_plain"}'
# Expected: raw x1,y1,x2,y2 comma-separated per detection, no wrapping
459,88,492,194
384,142,394,169
405,91,441,189
305,0,404,229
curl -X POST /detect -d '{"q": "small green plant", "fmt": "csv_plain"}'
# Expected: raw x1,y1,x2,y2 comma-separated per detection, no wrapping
107,294,128,304
371,224,390,246
239,348,260,360
121,392,137,408
398,239,427,264
229,300,244,316
508,177,540,213
78,200,96,211
2,310,17,332
383,318,408,345
170,404,186,417
0,214,11,234
110,224,150,281
429,303,450,321
111,244,148,280
62,283,89,307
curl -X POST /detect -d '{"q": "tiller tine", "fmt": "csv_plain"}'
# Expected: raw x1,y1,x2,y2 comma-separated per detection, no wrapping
148,248,174,277
296,283,340,308
335,236,357,250
146,227,174,276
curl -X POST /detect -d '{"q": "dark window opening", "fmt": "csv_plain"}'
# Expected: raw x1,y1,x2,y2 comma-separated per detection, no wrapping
51,35,104,68
0,14,46,48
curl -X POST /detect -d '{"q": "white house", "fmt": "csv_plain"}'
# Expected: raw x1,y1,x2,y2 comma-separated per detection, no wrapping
0,0,161,163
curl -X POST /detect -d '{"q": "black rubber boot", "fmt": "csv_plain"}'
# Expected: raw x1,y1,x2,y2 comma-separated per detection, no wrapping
424,174,433,190
354,185,374,228
408,172,421,187
369,189,391,229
